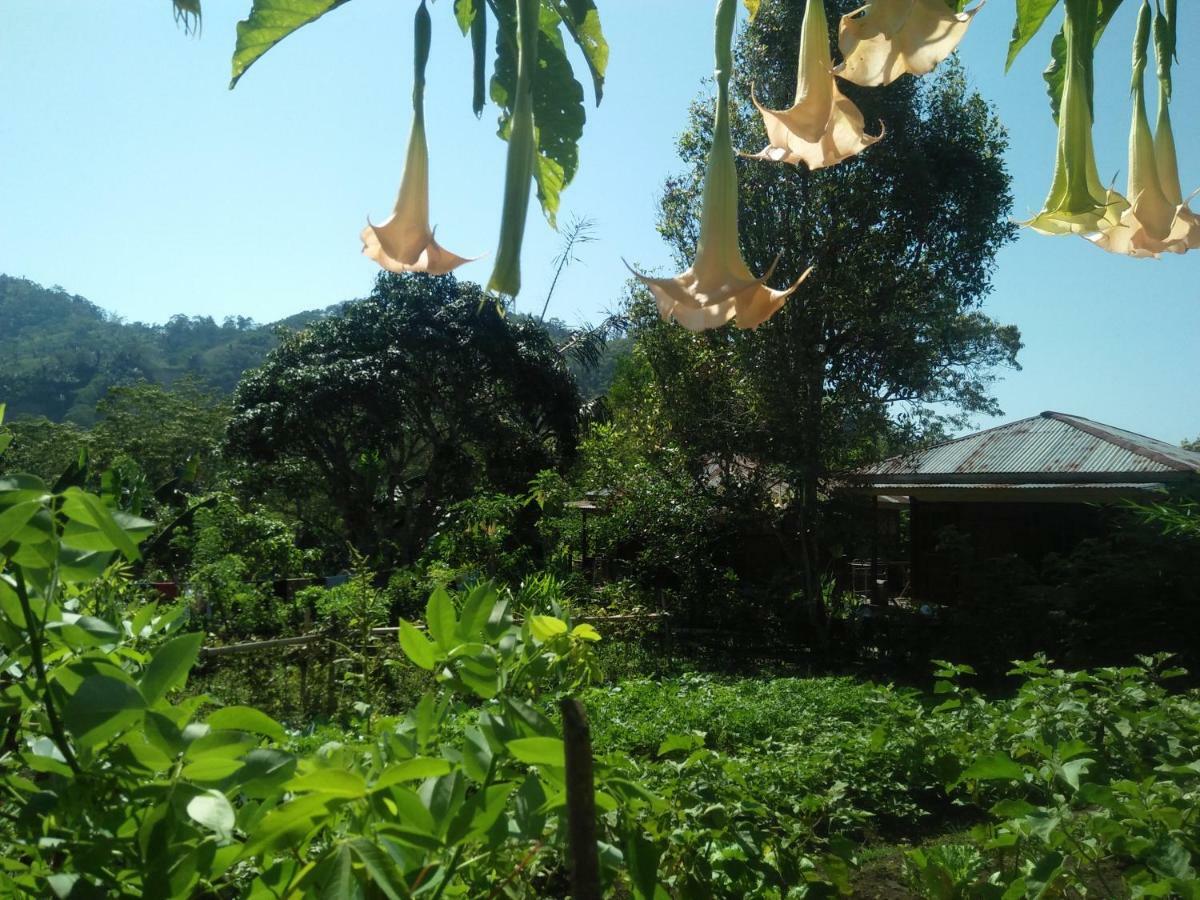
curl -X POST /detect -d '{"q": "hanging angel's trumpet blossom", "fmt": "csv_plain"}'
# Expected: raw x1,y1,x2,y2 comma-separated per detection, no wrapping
837,0,983,87
1025,0,1127,236
749,0,882,170
487,0,540,296
361,0,474,275
627,0,810,331
1152,0,1200,250
1090,0,1191,257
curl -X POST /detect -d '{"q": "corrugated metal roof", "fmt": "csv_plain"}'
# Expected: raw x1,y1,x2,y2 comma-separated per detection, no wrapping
851,412,1200,485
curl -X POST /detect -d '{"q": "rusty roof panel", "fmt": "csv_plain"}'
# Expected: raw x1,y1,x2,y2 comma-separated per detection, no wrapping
853,412,1200,483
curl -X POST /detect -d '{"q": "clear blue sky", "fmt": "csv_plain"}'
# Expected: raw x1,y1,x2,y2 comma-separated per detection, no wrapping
1,1,1197,442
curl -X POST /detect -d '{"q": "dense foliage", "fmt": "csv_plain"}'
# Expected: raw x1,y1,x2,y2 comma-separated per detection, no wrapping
0,275,327,424
1,465,1196,896
225,273,582,565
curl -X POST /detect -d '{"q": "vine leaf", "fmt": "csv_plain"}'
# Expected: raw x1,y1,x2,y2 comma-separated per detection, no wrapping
231,0,354,89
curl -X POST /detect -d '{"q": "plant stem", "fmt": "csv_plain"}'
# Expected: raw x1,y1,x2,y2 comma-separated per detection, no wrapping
431,756,500,900
14,568,79,774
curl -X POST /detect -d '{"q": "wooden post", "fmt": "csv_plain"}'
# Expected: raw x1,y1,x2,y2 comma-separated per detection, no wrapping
560,698,601,900
871,495,882,606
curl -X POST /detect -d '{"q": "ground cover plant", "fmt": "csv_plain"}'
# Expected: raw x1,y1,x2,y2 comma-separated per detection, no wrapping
1,418,1199,895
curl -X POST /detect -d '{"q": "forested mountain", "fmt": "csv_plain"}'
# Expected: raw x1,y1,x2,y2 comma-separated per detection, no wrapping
0,275,625,423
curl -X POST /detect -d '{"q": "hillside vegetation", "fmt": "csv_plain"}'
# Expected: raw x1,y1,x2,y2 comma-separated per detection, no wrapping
0,275,626,423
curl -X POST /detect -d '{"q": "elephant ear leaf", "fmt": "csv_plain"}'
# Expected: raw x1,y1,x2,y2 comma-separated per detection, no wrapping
231,0,354,88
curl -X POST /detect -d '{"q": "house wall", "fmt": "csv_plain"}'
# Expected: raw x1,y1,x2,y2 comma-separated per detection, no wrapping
910,500,1109,605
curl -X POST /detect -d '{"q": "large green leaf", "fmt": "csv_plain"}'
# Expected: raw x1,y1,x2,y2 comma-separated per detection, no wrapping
230,0,354,89
63,674,146,749
140,632,204,704
315,844,354,900
206,705,286,742
506,736,565,767
0,501,42,550
556,0,608,102
1007,0,1062,69
625,831,662,900
287,768,368,798
371,757,452,791
399,620,437,670
347,838,407,900
244,794,332,855
59,488,142,560
426,588,458,650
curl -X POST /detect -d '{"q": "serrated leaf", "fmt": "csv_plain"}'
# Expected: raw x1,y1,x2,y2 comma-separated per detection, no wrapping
231,0,354,89
316,844,353,900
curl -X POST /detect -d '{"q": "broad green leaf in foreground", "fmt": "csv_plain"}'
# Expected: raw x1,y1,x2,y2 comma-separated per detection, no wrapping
231,0,354,89
1007,0,1062,69
139,632,204,704
507,736,565,767
399,620,437,670
63,675,146,749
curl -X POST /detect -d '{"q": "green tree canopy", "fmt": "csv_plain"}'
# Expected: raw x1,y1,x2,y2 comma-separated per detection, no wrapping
225,273,582,564
633,2,1021,630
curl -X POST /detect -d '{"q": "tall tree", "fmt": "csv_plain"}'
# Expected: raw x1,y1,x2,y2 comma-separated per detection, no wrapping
225,273,581,564
640,2,1021,638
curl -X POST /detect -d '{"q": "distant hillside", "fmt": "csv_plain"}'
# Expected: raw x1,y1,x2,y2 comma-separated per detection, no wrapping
0,275,625,423
0,276,346,424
